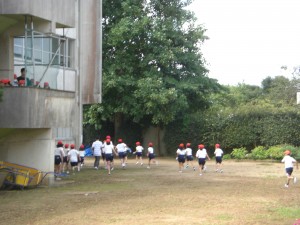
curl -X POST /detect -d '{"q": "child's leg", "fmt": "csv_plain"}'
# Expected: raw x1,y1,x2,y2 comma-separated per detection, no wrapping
107,161,111,174
140,156,143,165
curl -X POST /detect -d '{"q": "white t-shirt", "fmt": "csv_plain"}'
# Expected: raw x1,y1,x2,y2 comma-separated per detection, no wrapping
214,148,224,157
103,143,115,154
196,149,207,159
54,147,65,157
68,149,79,162
148,147,154,154
282,155,297,168
79,150,85,157
63,148,69,156
176,149,186,156
136,146,144,153
186,148,192,156
92,140,103,156
116,143,126,153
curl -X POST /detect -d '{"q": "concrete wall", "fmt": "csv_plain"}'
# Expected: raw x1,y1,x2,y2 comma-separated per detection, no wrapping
0,128,54,172
0,87,77,129
0,0,75,27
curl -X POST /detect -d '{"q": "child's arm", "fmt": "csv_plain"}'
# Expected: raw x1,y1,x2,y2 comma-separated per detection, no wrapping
206,153,211,161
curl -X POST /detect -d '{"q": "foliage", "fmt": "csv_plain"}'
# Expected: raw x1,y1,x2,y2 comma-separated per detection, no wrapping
0,88,2,102
222,154,231,160
250,146,268,160
85,0,221,131
231,147,248,160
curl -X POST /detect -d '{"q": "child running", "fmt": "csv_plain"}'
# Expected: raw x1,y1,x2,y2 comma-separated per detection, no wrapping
214,143,224,173
135,142,144,166
54,140,65,179
281,150,298,188
68,144,80,174
185,143,196,171
176,143,186,173
196,144,210,176
79,144,85,167
103,138,117,175
62,143,70,174
116,139,127,169
147,142,157,169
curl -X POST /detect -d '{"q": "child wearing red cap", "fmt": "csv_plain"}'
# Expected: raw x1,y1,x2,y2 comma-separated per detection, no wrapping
135,142,144,166
62,144,70,174
79,144,85,167
214,143,224,173
68,144,80,173
103,138,117,175
54,140,65,179
147,142,157,169
281,150,298,188
185,143,196,171
116,139,127,169
176,143,186,173
196,144,210,176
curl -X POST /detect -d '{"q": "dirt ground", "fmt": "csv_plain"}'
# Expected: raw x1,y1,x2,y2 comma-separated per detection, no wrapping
0,157,300,225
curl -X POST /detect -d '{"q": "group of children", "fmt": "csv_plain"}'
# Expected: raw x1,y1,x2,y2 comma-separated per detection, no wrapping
54,141,85,178
176,143,223,176
91,136,158,175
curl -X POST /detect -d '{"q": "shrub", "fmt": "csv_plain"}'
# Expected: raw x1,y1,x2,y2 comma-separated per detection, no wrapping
251,146,268,160
231,147,248,159
266,145,285,160
222,154,231,160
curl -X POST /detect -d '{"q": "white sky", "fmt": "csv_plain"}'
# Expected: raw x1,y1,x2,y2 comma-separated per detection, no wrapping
188,0,300,86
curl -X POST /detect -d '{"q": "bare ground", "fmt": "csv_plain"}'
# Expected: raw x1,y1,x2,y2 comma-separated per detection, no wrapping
0,158,299,225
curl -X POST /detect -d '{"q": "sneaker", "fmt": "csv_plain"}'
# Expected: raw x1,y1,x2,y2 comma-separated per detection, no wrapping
284,184,289,188
179,170,182,173
136,162,139,165
141,163,143,166
294,177,297,184
66,171,70,174
147,166,150,169
199,173,202,176
185,164,189,169
193,167,196,171
94,167,98,170
108,173,111,175
203,166,207,171
215,169,219,172
111,167,114,171
220,170,223,173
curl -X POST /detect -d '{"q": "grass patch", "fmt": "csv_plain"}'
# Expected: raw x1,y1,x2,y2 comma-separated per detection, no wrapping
274,207,300,219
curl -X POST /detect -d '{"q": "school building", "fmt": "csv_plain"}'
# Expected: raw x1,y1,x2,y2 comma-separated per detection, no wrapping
0,0,102,173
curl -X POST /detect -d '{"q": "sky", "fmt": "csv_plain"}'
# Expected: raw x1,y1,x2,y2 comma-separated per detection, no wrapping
187,0,300,86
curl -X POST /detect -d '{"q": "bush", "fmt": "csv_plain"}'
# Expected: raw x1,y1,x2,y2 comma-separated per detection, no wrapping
266,145,285,160
222,154,231,160
231,147,248,159
251,146,268,160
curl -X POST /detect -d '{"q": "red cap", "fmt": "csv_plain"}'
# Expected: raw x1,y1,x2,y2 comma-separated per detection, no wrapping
57,140,63,145
14,74,17,79
106,135,111,139
179,143,184,148
136,141,141,146
186,143,191,147
35,81,40,85
215,143,220,148
2,79,10,84
284,150,291,155
198,144,204,149
118,139,123,143
148,142,153,147
70,144,75,149
106,138,111,143
18,80,25,85
44,82,49,86
64,144,69,148
80,144,84,150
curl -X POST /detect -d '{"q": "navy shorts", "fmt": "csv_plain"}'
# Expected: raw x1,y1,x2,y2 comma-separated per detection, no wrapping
102,154,106,160
106,154,113,162
286,167,293,176
118,152,125,159
55,156,61,165
187,155,193,161
136,152,142,157
198,158,206,166
80,157,84,163
70,161,78,167
178,155,186,163
63,156,69,163
216,156,222,163
148,153,155,160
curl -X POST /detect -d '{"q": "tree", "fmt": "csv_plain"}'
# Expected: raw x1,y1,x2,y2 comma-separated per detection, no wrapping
85,0,221,139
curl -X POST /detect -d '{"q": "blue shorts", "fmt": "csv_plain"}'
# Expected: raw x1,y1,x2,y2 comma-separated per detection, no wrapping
55,156,61,165
70,161,78,167
178,155,185,163
118,152,125,159
198,158,206,166
286,167,293,176
216,156,222,163
187,155,193,161
148,153,155,160
105,154,113,162
136,152,142,157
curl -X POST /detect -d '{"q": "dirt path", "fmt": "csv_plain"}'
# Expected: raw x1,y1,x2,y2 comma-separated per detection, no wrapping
0,158,299,225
